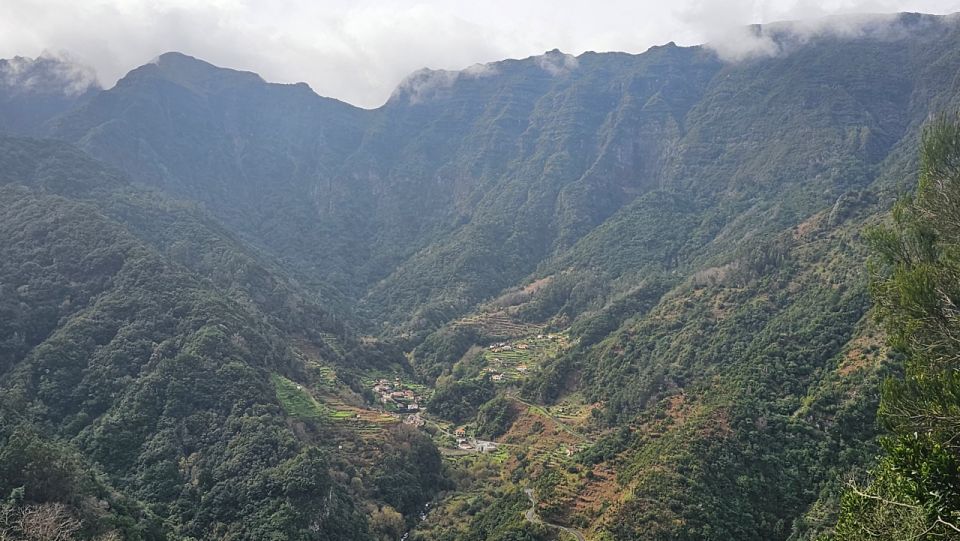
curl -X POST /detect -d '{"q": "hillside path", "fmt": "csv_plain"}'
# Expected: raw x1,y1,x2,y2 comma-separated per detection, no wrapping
523,488,586,541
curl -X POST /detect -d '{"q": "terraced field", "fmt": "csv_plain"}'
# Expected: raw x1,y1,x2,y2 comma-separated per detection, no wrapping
272,374,330,422
272,372,398,440
453,311,542,338
479,334,572,383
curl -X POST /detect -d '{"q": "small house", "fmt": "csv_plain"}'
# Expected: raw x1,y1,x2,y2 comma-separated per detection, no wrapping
477,441,498,453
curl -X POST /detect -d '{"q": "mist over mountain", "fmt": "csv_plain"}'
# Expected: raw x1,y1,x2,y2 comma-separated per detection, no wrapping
2,11,960,541
0,54,100,136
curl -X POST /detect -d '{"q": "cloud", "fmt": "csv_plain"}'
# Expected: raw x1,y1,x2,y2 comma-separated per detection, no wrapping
706,26,783,62
391,61,498,104
536,50,579,76
0,0,958,107
676,0,960,62
0,52,99,96
702,11,946,62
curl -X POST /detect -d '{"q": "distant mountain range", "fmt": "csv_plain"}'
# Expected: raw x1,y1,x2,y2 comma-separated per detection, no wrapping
2,11,960,540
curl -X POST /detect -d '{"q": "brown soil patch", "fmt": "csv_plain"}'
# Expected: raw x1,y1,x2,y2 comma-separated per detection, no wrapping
452,311,541,338
524,276,554,295
793,211,826,240
837,333,885,377
664,393,691,425
568,465,622,520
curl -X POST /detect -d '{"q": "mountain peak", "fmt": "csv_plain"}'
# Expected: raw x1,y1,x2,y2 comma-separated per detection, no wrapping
122,51,265,94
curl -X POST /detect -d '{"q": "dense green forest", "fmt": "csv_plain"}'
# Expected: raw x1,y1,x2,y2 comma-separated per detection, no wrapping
0,139,445,539
3,11,960,540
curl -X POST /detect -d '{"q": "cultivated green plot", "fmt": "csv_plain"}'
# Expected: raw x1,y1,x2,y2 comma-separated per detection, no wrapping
272,373,329,422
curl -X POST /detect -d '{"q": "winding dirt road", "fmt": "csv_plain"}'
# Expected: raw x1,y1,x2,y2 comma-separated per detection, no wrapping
523,488,586,541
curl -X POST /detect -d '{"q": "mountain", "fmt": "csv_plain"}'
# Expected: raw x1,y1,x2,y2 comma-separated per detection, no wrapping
3,10,960,541
42,15,960,339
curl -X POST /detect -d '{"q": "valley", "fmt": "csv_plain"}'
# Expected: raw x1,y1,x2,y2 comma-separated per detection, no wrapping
2,10,960,540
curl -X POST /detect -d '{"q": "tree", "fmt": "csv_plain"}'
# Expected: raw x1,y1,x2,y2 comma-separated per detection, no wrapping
0,503,83,541
835,115,960,539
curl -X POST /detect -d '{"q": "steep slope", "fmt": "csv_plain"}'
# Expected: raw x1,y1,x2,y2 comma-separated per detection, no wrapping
40,15,960,342
45,48,723,332
410,12,960,378
354,46,721,330
0,137,443,540
49,53,370,303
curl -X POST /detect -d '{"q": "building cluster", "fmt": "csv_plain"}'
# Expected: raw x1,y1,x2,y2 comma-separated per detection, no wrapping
453,427,498,452
372,378,421,412
482,366,508,381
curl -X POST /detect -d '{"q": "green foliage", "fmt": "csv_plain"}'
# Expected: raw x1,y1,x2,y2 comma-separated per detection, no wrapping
8,17,960,540
371,426,449,519
475,396,519,439
0,420,162,539
411,325,480,381
0,139,437,539
427,377,496,424
412,488,550,541
272,374,329,423
836,115,960,538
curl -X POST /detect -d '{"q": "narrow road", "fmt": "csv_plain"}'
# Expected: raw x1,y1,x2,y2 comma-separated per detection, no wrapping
523,488,586,541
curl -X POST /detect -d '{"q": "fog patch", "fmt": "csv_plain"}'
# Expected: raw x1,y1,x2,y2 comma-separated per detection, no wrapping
536,49,579,76
706,12,943,62
0,51,99,96
391,61,498,104
707,25,781,62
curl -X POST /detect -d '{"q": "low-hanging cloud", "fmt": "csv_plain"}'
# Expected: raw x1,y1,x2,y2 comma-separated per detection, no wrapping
703,12,945,61
0,52,99,96
392,61,498,104
679,0,960,62
0,0,959,107
536,50,579,76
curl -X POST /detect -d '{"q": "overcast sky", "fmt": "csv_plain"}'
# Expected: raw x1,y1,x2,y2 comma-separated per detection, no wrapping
3,0,960,108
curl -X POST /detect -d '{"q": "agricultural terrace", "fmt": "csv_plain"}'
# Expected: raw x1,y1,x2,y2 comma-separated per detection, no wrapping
271,373,397,441
479,333,572,384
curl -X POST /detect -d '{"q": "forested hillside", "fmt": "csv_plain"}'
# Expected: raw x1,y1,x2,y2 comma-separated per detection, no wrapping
2,10,960,541
0,138,444,540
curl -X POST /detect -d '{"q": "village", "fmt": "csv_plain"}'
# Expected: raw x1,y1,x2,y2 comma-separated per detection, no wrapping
359,333,574,456
370,377,427,427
